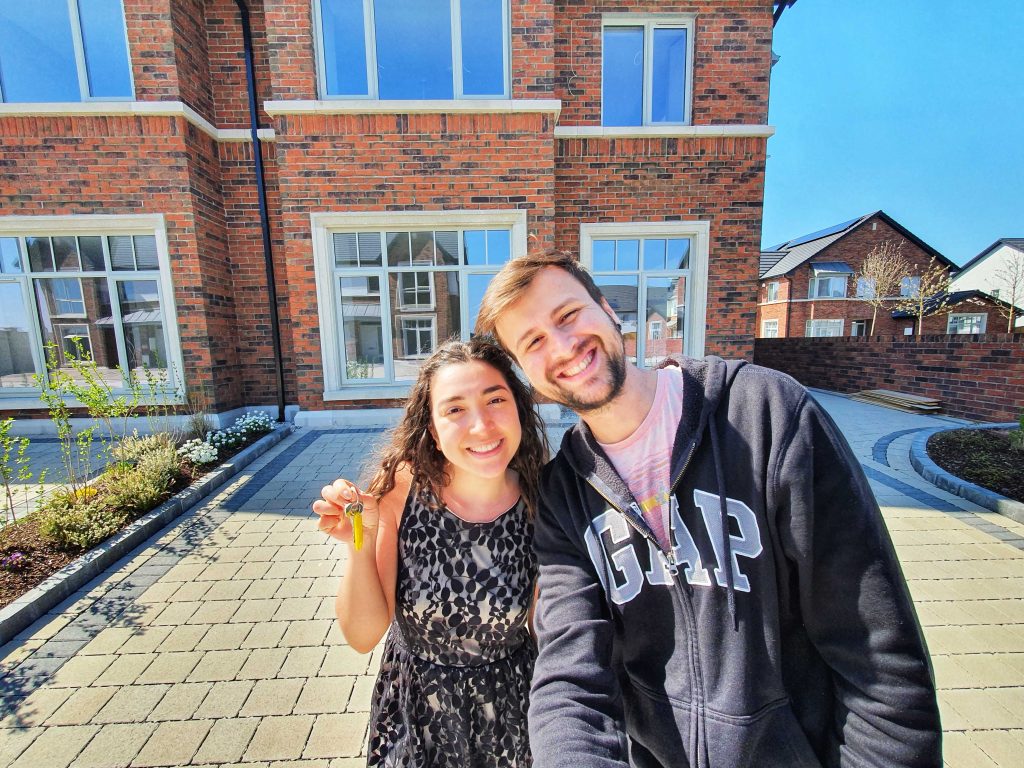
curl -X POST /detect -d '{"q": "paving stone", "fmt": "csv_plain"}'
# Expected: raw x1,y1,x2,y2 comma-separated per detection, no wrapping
131,719,212,767
8,724,97,768
203,580,250,601
304,713,367,759
167,581,212,603
154,625,208,654
45,686,118,726
0,686,73,728
280,621,332,649
186,600,243,625
231,598,281,624
136,651,204,684
238,648,289,680
186,649,250,682
294,677,356,715
195,623,254,652
194,680,254,719
79,627,137,656
146,682,212,721
48,654,116,688
969,729,1024,767
241,623,288,650
273,598,320,622
0,726,37,766
94,653,157,686
73,721,155,768
93,685,168,724
240,678,305,717
245,715,315,762
278,647,327,679
322,646,372,678
191,717,260,765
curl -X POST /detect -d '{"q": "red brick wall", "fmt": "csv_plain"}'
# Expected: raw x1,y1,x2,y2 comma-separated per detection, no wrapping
207,0,273,128
512,1,556,97
555,134,767,359
274,111,556,410
555,1,772,125
753,335,1024,422
127,0,178,101
264,0,318,100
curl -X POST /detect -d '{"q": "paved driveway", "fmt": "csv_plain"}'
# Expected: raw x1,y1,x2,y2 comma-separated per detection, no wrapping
1,395,1022,767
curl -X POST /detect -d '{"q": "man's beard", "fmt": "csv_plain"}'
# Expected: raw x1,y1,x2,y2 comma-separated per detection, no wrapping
544,335,628,413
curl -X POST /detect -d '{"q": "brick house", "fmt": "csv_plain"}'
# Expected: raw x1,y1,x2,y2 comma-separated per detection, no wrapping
0,0,779,425
757,210,1008,339
950,238,1024,331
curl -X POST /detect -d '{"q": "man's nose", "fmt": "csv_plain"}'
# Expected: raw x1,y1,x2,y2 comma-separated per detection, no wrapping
548,326,579,362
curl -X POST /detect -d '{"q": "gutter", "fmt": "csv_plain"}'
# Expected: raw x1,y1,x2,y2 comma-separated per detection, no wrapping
233,0,286,424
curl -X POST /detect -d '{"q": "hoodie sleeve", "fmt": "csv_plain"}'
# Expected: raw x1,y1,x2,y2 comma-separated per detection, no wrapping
528,472,631,768
772,394,942,768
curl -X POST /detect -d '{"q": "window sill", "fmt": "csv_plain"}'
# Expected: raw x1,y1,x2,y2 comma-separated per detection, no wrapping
324,386,412,402
264,99,562,117
554,124,775,138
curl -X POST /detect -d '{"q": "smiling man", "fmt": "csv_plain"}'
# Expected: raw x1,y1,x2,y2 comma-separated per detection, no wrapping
475,251,941,768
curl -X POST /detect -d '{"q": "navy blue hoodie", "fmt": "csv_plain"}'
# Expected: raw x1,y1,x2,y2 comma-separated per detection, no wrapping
529,357,941,767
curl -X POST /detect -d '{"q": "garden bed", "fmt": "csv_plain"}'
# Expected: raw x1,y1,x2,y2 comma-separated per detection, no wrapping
926,428,1024,503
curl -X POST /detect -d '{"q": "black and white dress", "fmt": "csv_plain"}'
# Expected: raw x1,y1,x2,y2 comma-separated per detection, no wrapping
367,487,537,767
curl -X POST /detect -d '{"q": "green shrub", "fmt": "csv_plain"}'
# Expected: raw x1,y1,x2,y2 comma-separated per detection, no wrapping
111,432,176,465
103,445,179,516
38,493,128,552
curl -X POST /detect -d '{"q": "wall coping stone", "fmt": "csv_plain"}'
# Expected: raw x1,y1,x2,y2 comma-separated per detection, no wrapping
553,124,774,138
264,99,563,116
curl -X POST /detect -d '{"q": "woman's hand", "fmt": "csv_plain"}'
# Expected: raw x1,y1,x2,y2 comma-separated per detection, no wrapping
313,479,381,548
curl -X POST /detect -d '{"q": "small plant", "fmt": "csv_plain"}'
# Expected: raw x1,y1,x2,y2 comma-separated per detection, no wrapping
0,419,33,525
183,388,214,441
235,411,275,437
1,551,28,572
178,438,219,465
1011,411,1024,452
346,357,373,379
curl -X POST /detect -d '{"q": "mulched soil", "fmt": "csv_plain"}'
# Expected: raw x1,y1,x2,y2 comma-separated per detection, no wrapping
927,428,1024,503
0,445,247,610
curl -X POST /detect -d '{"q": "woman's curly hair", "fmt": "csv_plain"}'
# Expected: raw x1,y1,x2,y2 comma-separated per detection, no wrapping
366,336,549,518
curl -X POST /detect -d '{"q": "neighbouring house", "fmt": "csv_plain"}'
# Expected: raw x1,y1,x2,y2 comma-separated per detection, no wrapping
0,0,780,425
757,210,1007,339
950,238,1024,330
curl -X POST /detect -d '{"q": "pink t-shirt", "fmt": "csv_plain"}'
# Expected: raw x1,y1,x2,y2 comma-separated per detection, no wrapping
599,366,683,550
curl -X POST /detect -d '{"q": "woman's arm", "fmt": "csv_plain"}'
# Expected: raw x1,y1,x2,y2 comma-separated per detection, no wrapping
313,469,411,653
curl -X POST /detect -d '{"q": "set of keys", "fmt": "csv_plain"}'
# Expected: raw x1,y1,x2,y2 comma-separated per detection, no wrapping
344,501,364,551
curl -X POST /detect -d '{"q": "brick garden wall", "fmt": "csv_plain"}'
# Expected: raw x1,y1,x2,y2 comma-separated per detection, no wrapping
754,335,1024,422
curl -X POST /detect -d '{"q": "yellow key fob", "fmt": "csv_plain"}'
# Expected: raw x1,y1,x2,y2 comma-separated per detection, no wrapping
344,501,364,551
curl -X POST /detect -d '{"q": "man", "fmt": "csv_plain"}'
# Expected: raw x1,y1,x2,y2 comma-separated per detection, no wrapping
475,251,941,768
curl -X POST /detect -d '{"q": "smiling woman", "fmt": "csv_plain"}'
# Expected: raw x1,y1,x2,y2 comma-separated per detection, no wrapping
312,336,548,767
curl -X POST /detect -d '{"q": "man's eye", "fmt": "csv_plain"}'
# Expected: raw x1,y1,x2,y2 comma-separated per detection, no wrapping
526,336,541,351
560,309,578,323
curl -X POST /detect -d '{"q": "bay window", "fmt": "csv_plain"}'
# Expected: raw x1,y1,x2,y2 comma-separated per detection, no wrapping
808,273,847,299
0,0,133,102
315,0,510,99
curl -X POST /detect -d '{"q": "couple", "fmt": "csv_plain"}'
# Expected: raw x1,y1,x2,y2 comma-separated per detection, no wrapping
314,251,942,767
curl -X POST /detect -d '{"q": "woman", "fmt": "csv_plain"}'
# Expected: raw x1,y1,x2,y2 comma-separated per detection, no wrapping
313,337,548,767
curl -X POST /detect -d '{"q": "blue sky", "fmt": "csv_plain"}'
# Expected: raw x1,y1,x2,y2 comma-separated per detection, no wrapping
763,1,1024,265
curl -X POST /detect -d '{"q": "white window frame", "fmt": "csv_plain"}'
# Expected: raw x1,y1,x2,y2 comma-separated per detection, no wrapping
601,14,696,127
765,281,779,302
649,320,663,340
580,220,709,359
805,319,844,337
808,273,847,299
850,319,869,337
947,313,986,335
761,319,779,338
399,315,437,358
0,0,134,103
312,0,511,100
0,214,184,408
900,276,921,298
397,271,435,310
312,209,528,400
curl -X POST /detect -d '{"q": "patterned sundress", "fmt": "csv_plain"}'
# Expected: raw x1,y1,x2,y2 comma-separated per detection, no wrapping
367,487,537,767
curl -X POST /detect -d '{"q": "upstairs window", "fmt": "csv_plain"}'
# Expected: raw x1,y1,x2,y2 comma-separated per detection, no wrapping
316,0,509,99
602,16,692,127
765,281,779,302
0,0,133,102
855,277,876,299
900,276,921,298
808,274,847,299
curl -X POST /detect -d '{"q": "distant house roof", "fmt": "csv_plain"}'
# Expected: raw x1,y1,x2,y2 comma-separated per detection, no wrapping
890,289,1012,319
952,237,1024,279
759,211,954,280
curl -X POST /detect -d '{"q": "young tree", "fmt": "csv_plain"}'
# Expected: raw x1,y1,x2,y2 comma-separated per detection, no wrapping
854,240,910,333
891,256,954,340
991,248,1024,332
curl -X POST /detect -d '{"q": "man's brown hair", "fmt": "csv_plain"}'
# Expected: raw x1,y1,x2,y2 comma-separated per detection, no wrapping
475,250,605,352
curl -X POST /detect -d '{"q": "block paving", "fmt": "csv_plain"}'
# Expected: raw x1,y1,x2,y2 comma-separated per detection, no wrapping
0,395,1021,767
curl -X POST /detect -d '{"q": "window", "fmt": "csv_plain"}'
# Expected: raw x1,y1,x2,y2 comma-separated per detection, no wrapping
900,276,921,298
761,320,779,338
855,277,876,299
0,0,132,102
0,222,179,396
583,222,709,367
808,274,847,299
315,0,509,99
850,319,869,336
602,16,693,126
947,313,986,334
805,319,843,337
315,212,526,393
765,281,779,302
